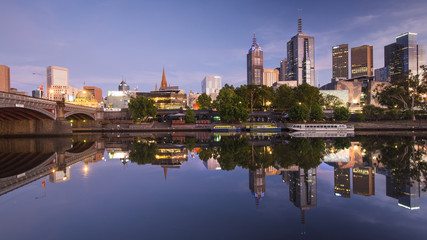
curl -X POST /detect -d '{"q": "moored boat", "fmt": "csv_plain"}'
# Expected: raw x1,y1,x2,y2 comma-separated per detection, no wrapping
248,124,281,132
212,125,241,132
288,124,354,132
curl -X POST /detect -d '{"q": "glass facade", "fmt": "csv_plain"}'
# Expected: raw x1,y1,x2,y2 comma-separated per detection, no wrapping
287,33,315,86
332,44,349,79
247,34,264,85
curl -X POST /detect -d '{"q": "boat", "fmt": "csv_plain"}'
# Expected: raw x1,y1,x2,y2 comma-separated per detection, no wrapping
211,125,241,132
288,124,354,132
289,131,354,138
248,124,281,132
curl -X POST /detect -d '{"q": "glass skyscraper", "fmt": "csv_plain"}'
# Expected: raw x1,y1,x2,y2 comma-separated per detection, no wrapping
247,34,263,85
332,44,349,79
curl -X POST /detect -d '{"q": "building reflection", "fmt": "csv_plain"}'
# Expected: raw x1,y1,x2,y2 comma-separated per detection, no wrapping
334,168,351,198
353,167,375,196
249,168,266,206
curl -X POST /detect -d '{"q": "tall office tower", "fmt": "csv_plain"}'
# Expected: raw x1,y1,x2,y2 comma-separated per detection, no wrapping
351,45,373,78
0,65,10,92
263,69,279,87
249,168,266,206
332,44,349,79
202,76,222,99
118,80,130,91
247,33,264,85
46,66,69,101
287,16,315,86
353,167,375,196
334,168,351,198
279,58,288,81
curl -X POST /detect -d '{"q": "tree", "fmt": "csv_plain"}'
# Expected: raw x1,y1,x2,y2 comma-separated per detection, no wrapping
196,93,212,110
234,85,275,112
128,96,157,122
310,104,324,121
185,108,195,123
274,85,295,111
289,103,309,121
129,140,158,165
362,104,385,121
376,67,427,120
321,94,344,110
295,83,322,111
334,107,350,121
215,88,248,122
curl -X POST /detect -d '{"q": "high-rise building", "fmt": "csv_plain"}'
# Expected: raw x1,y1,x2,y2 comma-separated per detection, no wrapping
202,76,221,100
374,67,390,82
351,45,373,78
247,34,264,85
287,16,315,86
353,167,375,196
334,168,351,198
279,58,288,81
46,66,70,101
263,69,279,87
0,65,10,92
289,168,317,209
385,32,426,80
249,168,266,206
332,44,349,79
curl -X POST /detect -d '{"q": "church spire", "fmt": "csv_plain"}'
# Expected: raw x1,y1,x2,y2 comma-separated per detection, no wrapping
155,83,158,91
161,67,168,88
163,167,168,181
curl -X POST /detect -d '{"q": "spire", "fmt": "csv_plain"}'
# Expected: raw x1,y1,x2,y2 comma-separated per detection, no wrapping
252,32,257,46
161,67,168,88
163,167,168,181
155,83,158,91
298,9,303,33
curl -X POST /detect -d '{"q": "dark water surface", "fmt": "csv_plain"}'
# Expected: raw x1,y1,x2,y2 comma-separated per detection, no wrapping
0,133,426,240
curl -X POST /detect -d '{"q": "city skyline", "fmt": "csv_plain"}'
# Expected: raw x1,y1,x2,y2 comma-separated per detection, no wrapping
1,0,427,95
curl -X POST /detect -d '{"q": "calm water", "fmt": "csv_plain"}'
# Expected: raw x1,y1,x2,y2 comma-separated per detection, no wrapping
1,132,426,240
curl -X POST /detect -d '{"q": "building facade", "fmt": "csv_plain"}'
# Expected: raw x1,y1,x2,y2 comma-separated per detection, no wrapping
351,45,373,78
0,65,10,92
263,69,279,87
83,86,103,102
279,58,288,82
202,76,221,99
247,34,264,85
46,66,71,101
287,18,315,86
385,32,426,80
374,67,390,82
332,44,349,79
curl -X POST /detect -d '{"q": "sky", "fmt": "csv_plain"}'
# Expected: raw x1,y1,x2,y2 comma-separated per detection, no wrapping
1,0,427,97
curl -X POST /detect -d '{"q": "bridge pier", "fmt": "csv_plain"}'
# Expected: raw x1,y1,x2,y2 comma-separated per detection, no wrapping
0,119,72,137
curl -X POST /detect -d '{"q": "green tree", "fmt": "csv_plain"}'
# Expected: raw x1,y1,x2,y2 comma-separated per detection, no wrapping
185,137,196,152
274,85,295,111
289,103,309,121
215,88,248,122
196,93,212,110
128,96,157,122
362,104,385,121
234,85,275,112
376,67,427,120
310,104,324,121
295,83,322,111
185,108,196,123
333,107,350,121
129,140,158,165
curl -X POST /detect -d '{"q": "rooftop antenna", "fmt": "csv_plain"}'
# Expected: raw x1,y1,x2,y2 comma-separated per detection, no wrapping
298,9,303,33
253,32,257,45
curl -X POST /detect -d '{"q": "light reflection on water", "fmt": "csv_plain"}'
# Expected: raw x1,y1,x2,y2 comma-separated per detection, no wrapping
0,133,426,240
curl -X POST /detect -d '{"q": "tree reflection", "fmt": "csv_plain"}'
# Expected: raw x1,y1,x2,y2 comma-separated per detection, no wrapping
129,140,158,165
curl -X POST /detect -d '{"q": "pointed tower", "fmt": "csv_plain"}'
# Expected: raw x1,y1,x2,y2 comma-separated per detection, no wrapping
247,33,264,85
155,83,158,91
161,68,168,88
163,167,168,181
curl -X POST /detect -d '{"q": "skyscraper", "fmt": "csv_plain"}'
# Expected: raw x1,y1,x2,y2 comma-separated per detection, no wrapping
279,58,288,81
332,44,349,79
46,66,69,101
0,65,10,92
351,45,373,78
202,76,221,99
247,34,263,85
334,168,351,198
385,32,426,79
287,15,315,86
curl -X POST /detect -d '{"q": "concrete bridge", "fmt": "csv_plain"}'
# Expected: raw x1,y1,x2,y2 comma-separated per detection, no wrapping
0,91,101,136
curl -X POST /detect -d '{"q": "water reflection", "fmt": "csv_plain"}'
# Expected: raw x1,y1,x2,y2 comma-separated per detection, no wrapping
1,133,426,213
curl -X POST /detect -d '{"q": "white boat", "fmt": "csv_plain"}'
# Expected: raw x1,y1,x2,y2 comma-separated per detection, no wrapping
288,124,354,132
289,131,354,138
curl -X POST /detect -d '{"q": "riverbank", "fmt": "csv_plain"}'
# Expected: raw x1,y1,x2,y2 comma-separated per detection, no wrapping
72,120,427,133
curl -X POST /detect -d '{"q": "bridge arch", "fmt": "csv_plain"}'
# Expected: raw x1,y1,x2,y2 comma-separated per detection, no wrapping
65,112,95,120
0,106,55,120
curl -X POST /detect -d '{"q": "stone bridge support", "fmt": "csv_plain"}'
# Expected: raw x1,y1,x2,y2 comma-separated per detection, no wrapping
0,119,72,137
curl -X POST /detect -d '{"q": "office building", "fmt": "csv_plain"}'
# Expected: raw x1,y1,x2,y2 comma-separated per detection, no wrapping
263,69,279,87
385,32,426,80
0,65,10,92
351,45,373,78
32,89,43,98
83,86,103,102
287,16,315,86
353,167,375,196
374,67,390,82
334,168,351,198
202,76,221,100
247,34,264,85
279,58,288,81
46,66,71,101
332,44,349,79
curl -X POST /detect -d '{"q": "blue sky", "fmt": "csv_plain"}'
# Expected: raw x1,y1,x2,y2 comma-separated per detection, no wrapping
1,0,427,96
